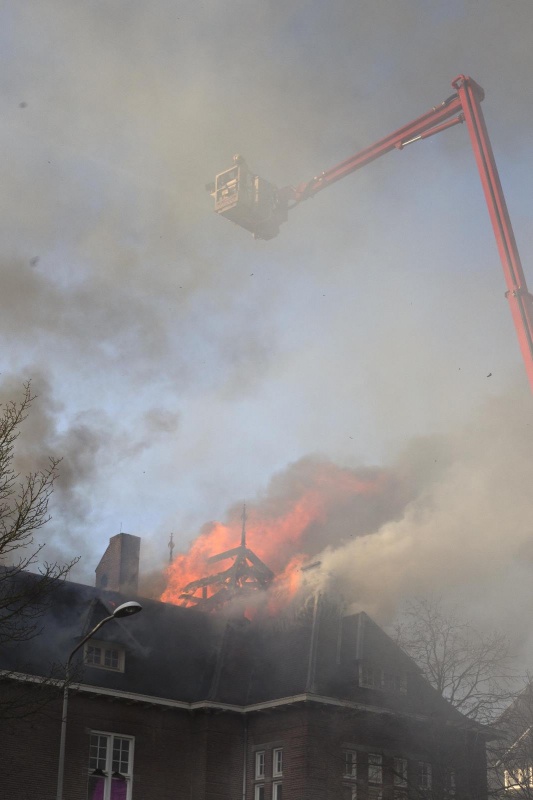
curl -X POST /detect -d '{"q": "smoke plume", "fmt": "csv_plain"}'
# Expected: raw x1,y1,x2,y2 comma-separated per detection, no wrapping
163,382,533,666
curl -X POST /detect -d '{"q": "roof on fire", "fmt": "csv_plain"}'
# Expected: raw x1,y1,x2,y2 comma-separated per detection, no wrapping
1,570,480,728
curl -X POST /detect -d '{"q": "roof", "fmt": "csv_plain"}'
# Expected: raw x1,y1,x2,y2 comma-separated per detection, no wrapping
0,571,482,728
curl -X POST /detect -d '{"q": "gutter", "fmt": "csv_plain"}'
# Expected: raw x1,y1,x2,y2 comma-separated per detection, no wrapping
1,669,487,731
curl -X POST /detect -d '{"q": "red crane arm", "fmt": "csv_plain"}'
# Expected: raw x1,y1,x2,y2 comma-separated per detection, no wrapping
211,76,533,390
284,76,533,392
288,93,464,204
451,76,533,391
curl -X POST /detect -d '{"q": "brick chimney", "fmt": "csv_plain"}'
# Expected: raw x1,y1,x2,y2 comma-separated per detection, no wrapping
95,533,141,595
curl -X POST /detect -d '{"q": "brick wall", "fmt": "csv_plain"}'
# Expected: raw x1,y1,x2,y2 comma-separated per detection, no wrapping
95,533,140,595
0,684,487,800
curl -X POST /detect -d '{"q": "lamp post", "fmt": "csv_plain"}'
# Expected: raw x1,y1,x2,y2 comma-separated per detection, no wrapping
56,600,142,800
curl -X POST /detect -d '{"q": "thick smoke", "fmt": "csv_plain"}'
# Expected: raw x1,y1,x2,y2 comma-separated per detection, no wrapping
313,384,533,665
162,382,533,669
0,370,180,574
1,1,533,653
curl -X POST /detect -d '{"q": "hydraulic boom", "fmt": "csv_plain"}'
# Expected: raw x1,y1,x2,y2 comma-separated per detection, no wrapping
209,76,533,392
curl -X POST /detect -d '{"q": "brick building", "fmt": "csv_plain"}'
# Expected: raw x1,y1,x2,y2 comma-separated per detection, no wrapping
1,570,490,800
488,681,533,800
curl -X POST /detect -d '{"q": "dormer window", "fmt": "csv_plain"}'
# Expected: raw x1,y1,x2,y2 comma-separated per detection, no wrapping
84,639,125,672
359,662,379,689
358,662,407,694
383,671,407,694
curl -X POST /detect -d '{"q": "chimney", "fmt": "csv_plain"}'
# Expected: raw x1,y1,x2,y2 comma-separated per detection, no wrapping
95,533,141,595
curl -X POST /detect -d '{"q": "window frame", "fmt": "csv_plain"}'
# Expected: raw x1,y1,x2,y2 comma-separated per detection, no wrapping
393,757,408,788
84,640,125,673
448,768,456,796
272,780,282,800
343,786,357,800
343,750,357,779
87,730,134,800
505,770,516,790
255,751,266,780
504,767,533,790
359,662,378,689
273,747,283,778
418,761,432,790
358,662,407,694
368,753,383,785
254,784,265,800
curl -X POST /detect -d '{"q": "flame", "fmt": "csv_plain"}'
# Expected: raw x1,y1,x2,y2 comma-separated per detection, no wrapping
160,461,387,610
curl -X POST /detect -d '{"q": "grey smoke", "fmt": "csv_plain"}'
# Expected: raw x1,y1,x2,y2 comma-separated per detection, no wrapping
1,0,533,670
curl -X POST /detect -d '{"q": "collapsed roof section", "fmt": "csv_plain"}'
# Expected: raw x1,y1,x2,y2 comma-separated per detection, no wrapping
178,506,274,611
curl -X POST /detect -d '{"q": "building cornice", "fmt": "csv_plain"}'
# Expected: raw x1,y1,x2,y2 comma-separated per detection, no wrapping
1,669,487,733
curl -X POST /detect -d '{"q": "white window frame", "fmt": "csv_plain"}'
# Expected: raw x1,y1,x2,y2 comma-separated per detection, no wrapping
418,762,432,790
383,671,408,694
254,785,265,800
504,770,513,789
343,750,357,779
87,730,134,800
368,788,383,800
393,758,408,787
272,781,282,800
359,662,378,688
359,663,407,694
84,640,125,672
273,747,283,777
518,766,533,789
393,790,408,800
505,767,533,790
343,786,357,800
448,768,456,796
368,754,383,785
255,751,266,780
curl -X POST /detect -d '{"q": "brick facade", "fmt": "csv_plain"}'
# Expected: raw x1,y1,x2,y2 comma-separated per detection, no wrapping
0,574,490,800
95,533,141,596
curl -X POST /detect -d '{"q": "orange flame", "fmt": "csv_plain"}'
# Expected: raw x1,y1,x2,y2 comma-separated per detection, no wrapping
161,462,387,610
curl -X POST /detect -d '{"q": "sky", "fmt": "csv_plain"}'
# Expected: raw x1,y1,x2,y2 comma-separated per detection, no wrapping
2,1,533,660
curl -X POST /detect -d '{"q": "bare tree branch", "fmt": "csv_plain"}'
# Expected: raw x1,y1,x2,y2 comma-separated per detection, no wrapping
392,596,515,724
0,382,79,716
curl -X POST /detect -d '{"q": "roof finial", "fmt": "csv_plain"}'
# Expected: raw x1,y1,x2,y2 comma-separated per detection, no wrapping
241,503,247,548
168,532,174,564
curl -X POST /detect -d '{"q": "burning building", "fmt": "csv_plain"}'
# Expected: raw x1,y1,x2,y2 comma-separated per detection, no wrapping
177,508,275,611
0,525,491,800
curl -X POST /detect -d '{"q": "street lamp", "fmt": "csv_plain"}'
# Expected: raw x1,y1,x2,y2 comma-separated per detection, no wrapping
56,600,142,800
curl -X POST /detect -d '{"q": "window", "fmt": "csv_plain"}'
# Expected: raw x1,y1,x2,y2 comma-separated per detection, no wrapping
448,769,456,796
368,788,382,800
343,750,357,779
359,663,407,693
394,758,408,788
383,671,407,694
84,640,125,672
368,754,383,784
418,762,432,791
505,767,533,790
87,732,134,800
255,751,265,780
273,748,283,777
343,786,357,800
394,789,408,800
359,662,378,688
255,785,265,800
272,781,283,800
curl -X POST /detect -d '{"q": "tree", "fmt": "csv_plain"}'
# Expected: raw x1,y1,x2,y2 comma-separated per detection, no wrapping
392,596,514,724
0,382,78,717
